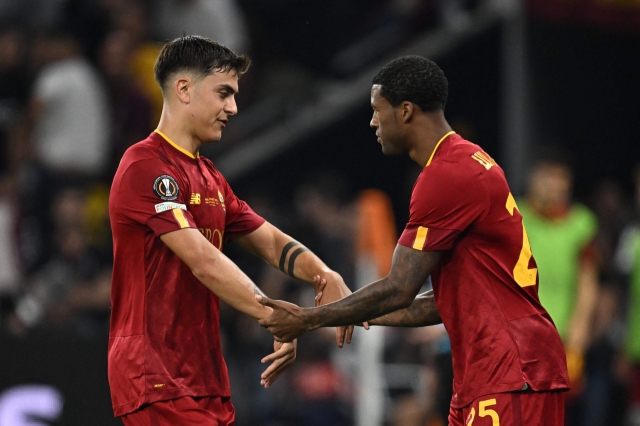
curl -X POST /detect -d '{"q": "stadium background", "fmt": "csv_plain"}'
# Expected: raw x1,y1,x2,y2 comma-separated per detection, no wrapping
0,0,638,425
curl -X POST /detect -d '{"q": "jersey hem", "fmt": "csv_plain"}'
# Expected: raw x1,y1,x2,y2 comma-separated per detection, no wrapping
112,386,231,417
451,380,570,409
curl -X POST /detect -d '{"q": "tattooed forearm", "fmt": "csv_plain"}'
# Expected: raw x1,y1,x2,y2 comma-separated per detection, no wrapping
303,246,441,330
370,290,442,327
251,282,266,297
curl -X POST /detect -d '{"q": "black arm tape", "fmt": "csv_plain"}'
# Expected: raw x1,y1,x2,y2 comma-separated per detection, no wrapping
279,241,300,273
287,247,310,278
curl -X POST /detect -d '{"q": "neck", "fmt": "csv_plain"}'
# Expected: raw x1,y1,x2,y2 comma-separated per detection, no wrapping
156,105,201,157
408,113,453,166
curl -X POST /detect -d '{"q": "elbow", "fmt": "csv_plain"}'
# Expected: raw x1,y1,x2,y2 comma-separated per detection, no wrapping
394,292,415,311
191,261,218,285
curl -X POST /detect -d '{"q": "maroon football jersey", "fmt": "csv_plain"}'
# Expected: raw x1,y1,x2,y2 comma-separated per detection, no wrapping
398,132,569,408
108,131,264,416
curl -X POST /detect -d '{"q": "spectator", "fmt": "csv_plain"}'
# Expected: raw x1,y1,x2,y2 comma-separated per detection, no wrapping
9,188,111,337
615,165,640,426
518,150,599,423
18,29,109,180
0,29,31,175
98,30,153,175
109,0,163,123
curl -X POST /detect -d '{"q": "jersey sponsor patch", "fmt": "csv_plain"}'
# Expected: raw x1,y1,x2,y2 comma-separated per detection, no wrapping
154,202,187,213
153,175,180,201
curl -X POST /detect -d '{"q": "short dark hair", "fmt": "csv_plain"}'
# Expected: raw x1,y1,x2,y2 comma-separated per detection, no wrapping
154,35,251,92
533,145,574,172
372,55,448,112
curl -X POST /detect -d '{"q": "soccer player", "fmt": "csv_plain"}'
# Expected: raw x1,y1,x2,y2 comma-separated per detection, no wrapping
258,56,570,425
108,36,354,425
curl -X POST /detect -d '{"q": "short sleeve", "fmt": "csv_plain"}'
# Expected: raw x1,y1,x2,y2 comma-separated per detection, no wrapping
219,178,265,242
113,158,197,236
398,166,487,251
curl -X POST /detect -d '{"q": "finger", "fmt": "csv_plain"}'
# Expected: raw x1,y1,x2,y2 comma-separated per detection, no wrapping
346,325,354,344
335,326,346,348
261,359,282,380
363,321,370,330
261,344,293,363
261,359,286,388
261,358,294,388
255,294,275,308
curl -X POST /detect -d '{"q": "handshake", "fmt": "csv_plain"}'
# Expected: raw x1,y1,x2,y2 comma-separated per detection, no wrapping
255,274,370,389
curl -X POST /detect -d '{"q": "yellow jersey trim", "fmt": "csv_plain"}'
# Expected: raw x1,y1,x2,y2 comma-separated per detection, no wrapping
425,131,456,167
413,226,429,250
154,129,199,159
172,208,190,229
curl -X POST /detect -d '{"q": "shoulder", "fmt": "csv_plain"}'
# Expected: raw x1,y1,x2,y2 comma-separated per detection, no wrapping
120,139,162,169
116,136,182,183
418,139,492,195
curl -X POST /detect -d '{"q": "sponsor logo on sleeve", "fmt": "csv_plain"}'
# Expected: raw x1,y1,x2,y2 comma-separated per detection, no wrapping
153,175,180,201
154,202,187,213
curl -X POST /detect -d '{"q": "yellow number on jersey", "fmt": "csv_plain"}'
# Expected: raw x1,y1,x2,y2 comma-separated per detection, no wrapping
479,399,500,426
506,193,537,287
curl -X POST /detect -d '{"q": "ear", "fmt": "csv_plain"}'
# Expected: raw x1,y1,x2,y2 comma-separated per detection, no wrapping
400,101,414,123
174,76,192,104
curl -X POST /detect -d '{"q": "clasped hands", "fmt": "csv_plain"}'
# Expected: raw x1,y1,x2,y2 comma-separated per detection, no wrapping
258,273,369,388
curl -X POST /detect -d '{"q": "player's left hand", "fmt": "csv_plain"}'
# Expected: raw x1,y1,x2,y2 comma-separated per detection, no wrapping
260,339,297,389
314,274,369,347
256,295,309,342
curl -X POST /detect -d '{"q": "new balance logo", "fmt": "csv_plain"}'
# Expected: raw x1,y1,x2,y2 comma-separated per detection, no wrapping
190,193,201,205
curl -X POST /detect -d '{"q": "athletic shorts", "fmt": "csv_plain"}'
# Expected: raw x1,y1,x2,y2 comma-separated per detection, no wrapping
448,390,564,426
120,395,235,426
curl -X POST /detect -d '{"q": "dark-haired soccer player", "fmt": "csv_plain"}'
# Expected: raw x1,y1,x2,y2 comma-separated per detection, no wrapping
258,56,570,425
108,35,355,425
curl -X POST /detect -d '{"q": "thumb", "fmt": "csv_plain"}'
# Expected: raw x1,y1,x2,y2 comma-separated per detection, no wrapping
255,294,275,308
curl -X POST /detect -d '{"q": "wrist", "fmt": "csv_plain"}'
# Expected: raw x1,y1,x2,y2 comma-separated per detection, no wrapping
302,307,322,331
310,268,334,290
259,306,273,320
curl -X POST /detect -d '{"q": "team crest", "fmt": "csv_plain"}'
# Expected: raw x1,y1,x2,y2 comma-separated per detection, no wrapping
217,190,226,209
153,175,180,201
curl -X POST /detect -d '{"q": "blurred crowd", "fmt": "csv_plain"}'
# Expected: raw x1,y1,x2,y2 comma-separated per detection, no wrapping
0,1,639,426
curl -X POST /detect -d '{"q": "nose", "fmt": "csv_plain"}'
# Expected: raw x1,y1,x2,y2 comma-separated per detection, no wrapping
370,112,378,129
225,96,238,116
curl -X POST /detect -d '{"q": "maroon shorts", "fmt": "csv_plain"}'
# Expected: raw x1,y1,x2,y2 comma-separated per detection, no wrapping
448,390,564,426
120,395,235,426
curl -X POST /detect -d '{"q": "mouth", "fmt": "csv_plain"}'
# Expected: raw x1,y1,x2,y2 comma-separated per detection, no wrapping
217,119,227,128
376,136,382,144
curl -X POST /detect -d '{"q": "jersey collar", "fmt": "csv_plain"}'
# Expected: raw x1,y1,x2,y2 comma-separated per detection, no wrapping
154,129,199,159
425,131,456,167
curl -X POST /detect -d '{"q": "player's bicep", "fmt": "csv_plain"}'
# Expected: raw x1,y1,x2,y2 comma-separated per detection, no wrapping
387,244,441,296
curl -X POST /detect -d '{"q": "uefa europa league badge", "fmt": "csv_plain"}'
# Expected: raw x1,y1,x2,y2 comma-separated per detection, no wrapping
153,175,180,201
